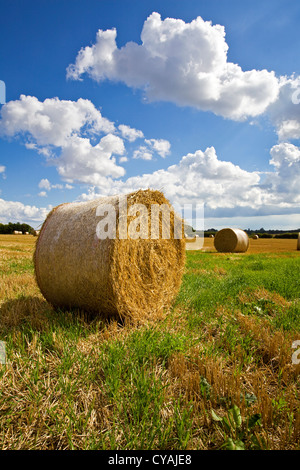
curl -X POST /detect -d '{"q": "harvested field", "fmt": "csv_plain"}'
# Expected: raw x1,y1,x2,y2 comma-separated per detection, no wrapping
201,237,299,254
1,234,297,254
0,234,299,450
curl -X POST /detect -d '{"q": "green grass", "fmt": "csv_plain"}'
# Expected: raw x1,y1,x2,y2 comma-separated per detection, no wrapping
179,252,300,330
0,242,300,449
0,259,33,276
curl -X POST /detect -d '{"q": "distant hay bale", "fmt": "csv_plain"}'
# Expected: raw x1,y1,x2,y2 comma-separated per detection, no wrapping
209,234,214,238
214,228,249,253
13,231,18,235
253,234,259,239
297,232,300,251
34,189,186,322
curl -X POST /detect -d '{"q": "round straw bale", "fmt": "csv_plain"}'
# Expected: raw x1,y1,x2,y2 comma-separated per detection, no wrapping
253,234,259,239
297,232,300,251
34,189,186,322
214,228,249,253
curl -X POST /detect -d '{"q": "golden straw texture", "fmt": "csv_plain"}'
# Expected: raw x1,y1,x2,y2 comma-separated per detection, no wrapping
34,189,186,322
214,228,249,253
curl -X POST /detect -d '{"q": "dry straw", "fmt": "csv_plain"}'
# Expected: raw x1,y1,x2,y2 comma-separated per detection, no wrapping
297,232,300,251
34,189,186,323
253,234,259,239
214,228,249,253
185,236,203,251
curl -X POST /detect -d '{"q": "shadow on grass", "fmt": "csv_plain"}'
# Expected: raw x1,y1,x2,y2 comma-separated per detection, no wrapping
0,295,123,336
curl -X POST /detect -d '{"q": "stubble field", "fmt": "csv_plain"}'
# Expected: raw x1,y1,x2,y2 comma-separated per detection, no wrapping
0,234,299,450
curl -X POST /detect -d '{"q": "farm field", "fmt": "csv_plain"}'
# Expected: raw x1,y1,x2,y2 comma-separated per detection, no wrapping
0,234,300,450
191,236,299,254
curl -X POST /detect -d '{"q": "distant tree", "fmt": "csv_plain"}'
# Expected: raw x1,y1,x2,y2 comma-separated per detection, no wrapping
258,233,273,238
0,222,35,234
274,233,298,239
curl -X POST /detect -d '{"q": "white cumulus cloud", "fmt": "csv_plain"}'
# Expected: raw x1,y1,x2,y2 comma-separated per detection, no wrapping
269,142,300,168
0,95,126,185
132,138,171,160
145,138,171,158
0,94,172,186
266,76,300,141
0,198,50,225
133,146,153,161
56,134,125,184
79,147,262,208
78,144,300,218
38,178,73,192
264,143,300,205
0,95,115,147
38,178,52,191
67,12,280,121
118,124,144,142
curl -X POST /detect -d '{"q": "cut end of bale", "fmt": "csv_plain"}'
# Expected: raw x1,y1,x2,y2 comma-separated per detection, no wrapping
34,189,186,323
214,228,249,253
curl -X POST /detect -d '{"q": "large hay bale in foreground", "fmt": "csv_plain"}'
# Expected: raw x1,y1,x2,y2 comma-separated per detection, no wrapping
34,189,186,322
214,228,249,253
297,233,300,251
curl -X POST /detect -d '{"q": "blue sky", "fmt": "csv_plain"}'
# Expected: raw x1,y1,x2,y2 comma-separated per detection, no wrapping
0,0,300,230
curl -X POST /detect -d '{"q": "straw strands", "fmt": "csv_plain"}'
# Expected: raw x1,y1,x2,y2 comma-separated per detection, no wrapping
34,189,186,323
214,228,249,253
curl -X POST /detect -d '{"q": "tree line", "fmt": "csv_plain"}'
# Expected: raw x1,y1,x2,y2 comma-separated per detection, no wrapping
0,222,35,234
